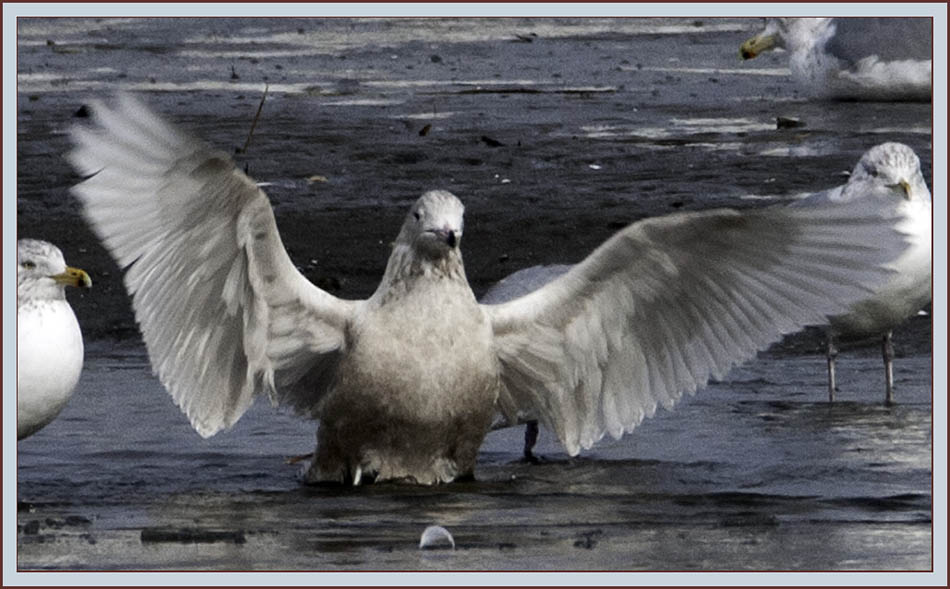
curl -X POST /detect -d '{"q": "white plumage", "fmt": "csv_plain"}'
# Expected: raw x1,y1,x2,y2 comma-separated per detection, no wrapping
17,239,91,440
791,142,932,402
70,95,910,484
740,18,932,101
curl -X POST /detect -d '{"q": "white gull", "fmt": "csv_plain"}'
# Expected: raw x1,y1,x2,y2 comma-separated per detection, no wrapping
790,142,931,403
17,239,91,440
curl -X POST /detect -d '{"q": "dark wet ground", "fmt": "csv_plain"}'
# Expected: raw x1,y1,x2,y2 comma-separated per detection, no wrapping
15,344,932,571
13,17,934,572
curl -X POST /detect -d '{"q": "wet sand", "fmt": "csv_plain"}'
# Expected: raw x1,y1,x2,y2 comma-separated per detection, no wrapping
13,17,934,573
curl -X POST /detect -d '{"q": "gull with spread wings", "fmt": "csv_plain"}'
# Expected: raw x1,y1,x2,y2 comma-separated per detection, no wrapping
70,95,908,485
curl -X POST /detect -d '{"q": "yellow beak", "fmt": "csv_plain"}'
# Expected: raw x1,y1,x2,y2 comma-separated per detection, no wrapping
52,266,92,289
898,179,913,200
739,33,778,60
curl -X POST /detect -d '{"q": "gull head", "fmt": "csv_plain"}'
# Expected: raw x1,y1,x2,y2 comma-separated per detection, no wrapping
398,190,465,259
740,18,833,60
740,18,785,59
846,142,931,203
17,239,92,304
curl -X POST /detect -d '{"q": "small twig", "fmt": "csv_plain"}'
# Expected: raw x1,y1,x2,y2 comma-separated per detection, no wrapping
285,452,314,465
240,84,269,154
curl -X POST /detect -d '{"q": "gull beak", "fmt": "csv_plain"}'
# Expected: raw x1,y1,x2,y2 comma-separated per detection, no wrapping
898,179,913,201
52,266,93,289
739,33,777,60
432,229,459,248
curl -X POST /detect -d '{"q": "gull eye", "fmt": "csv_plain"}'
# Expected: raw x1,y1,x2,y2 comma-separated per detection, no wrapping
21,260,36,269
413,211,421,221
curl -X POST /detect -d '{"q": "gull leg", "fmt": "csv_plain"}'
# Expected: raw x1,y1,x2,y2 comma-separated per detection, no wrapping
523,420,540,463
882,330,895,406
826,335,839,403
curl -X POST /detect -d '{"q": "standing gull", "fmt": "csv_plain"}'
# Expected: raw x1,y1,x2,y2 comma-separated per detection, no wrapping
17,239,91,440
490,142,931,457
70,95,909,485
792,142,932,403
740,18,932,101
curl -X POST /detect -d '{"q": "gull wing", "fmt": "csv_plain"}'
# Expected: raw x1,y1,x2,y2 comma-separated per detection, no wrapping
485,199,906,455
69,94,356,437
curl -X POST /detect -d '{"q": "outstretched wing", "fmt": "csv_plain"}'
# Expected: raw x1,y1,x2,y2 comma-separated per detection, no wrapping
485,199,906,455
69,94,356,437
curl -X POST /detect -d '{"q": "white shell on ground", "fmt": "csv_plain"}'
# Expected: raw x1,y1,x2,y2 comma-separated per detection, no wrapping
419,525,455,550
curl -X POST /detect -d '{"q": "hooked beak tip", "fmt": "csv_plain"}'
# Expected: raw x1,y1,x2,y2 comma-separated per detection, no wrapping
54,267,93,289
739,40,755,60
424,228,461,249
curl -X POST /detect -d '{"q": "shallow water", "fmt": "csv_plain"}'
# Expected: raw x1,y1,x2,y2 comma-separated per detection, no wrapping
16,337,932,571
13,16,934,572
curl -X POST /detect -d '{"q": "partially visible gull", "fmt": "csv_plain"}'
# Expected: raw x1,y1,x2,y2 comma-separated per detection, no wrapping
482,264,571,461
70,94,909,485
493,143,931,459
791,142,932,403
17,239,91,440
740,18,932,101
480,265,573,307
